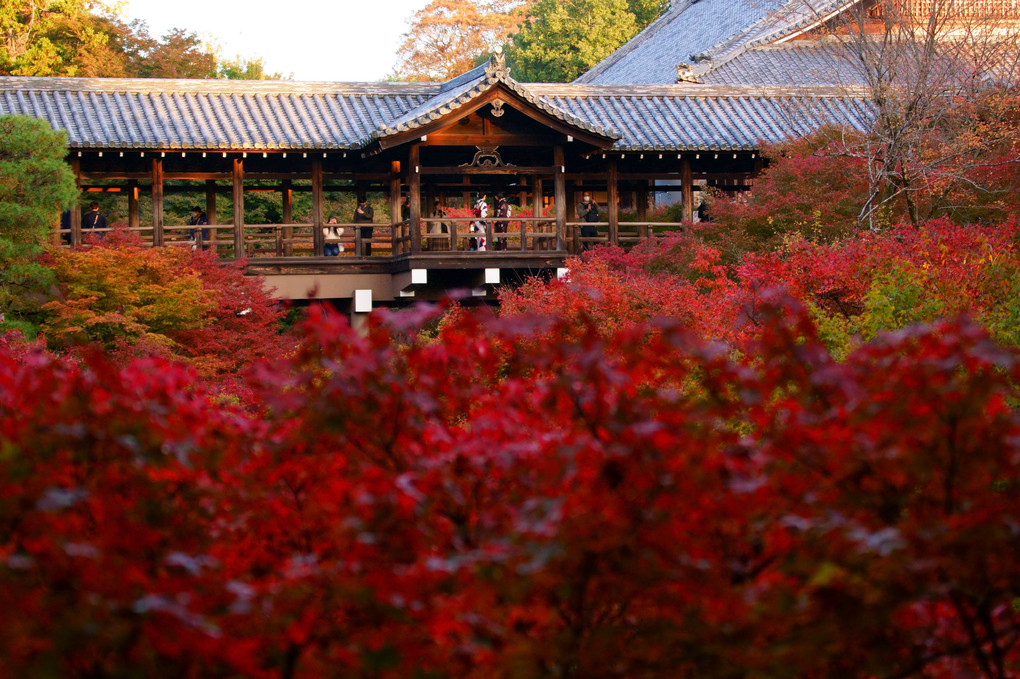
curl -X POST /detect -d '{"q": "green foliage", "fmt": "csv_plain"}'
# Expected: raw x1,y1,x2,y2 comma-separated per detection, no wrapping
0,4,279,80
507,0,646,82
857,263,946,341
0,115,76,335
0,0,107,76
0,116,77,243
217,55,286,80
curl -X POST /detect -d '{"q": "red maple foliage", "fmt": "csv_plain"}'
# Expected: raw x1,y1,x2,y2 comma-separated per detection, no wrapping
2,297,1019,678
42,226,294,382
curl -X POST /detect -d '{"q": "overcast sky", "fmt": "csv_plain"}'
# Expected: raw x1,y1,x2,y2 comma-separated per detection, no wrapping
120,0,431,81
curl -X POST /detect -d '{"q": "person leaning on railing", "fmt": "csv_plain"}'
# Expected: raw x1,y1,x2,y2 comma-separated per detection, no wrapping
354,197,374,256
577,193,599,250
323,216,343,256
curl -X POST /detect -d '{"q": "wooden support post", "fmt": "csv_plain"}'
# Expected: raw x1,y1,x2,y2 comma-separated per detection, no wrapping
518,184,528,251
608,158,619,246
533,177,543,250
205,180,216,249
128,181,139,232
637,180,648,238
553,146,566,252
409,144,421,254
152,157,164,247
311,159,323,257
232,158,244,259
390,161,402,257
70,157,82,247
281,178,293,256
681,158,694,223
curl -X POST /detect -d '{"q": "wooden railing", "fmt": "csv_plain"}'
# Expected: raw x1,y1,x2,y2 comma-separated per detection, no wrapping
64,219,690,259
420,217,559,252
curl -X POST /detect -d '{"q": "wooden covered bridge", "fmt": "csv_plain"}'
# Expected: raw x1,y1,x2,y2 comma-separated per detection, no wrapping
0,6,876,308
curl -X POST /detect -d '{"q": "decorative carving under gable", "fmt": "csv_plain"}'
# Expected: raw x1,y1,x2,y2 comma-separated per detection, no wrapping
460,145,514,168
490,99,505,118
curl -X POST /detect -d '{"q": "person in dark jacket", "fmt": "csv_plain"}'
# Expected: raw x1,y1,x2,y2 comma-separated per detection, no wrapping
188,206,210,246
83,202,107,232
354,197,375,256
576,193,599,250
493,192,511,251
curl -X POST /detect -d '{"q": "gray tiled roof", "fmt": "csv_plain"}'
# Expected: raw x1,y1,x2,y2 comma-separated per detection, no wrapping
577,0,861,85
0,77,439,150
703,40,865,87
0,76,873,153
576,0,788,85
530,84,872,150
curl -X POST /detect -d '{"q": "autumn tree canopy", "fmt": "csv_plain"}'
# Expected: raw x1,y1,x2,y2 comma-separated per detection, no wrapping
507,0,668,82
391,0,530,81
0,1,281,79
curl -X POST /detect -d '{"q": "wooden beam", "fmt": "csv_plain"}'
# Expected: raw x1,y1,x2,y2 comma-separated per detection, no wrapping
423,134,559,147
553,145,566,252
409,144,421,254
419,166,557,176
163,172,233,181
681,159,694,222
232,158,244,259
312,159,324,257
607,158,619,246
151,158,164,247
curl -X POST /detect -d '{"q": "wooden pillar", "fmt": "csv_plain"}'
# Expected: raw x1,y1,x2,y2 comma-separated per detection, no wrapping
608,158,619,246
205,180,216,249
409,144,421,254
311,160,323,257
533,177,544,250
681,158,694,223
128,181,139,232
553,146,566,252
281,178,293,256
151,157,164,247
232,158,244,259
70,157,82,247
389,161,402,257
636,180,648,238
205,180,217,225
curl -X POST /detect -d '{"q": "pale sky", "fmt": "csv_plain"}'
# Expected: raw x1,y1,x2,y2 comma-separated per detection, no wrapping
119,0,431,81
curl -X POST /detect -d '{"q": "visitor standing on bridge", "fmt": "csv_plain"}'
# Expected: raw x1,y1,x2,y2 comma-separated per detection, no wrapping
577,193,600,251
428,199,449,251
354,197,374,256
188,206,209,248
323,216,344,256
494,192,511,251
83,202,107,233
471,192,488,251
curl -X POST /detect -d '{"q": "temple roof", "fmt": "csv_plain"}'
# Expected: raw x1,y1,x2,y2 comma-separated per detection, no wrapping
576,0,862,85
0,72,872,153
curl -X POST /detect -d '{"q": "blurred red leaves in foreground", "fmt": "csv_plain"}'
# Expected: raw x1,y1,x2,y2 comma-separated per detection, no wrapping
2,290,1019,678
